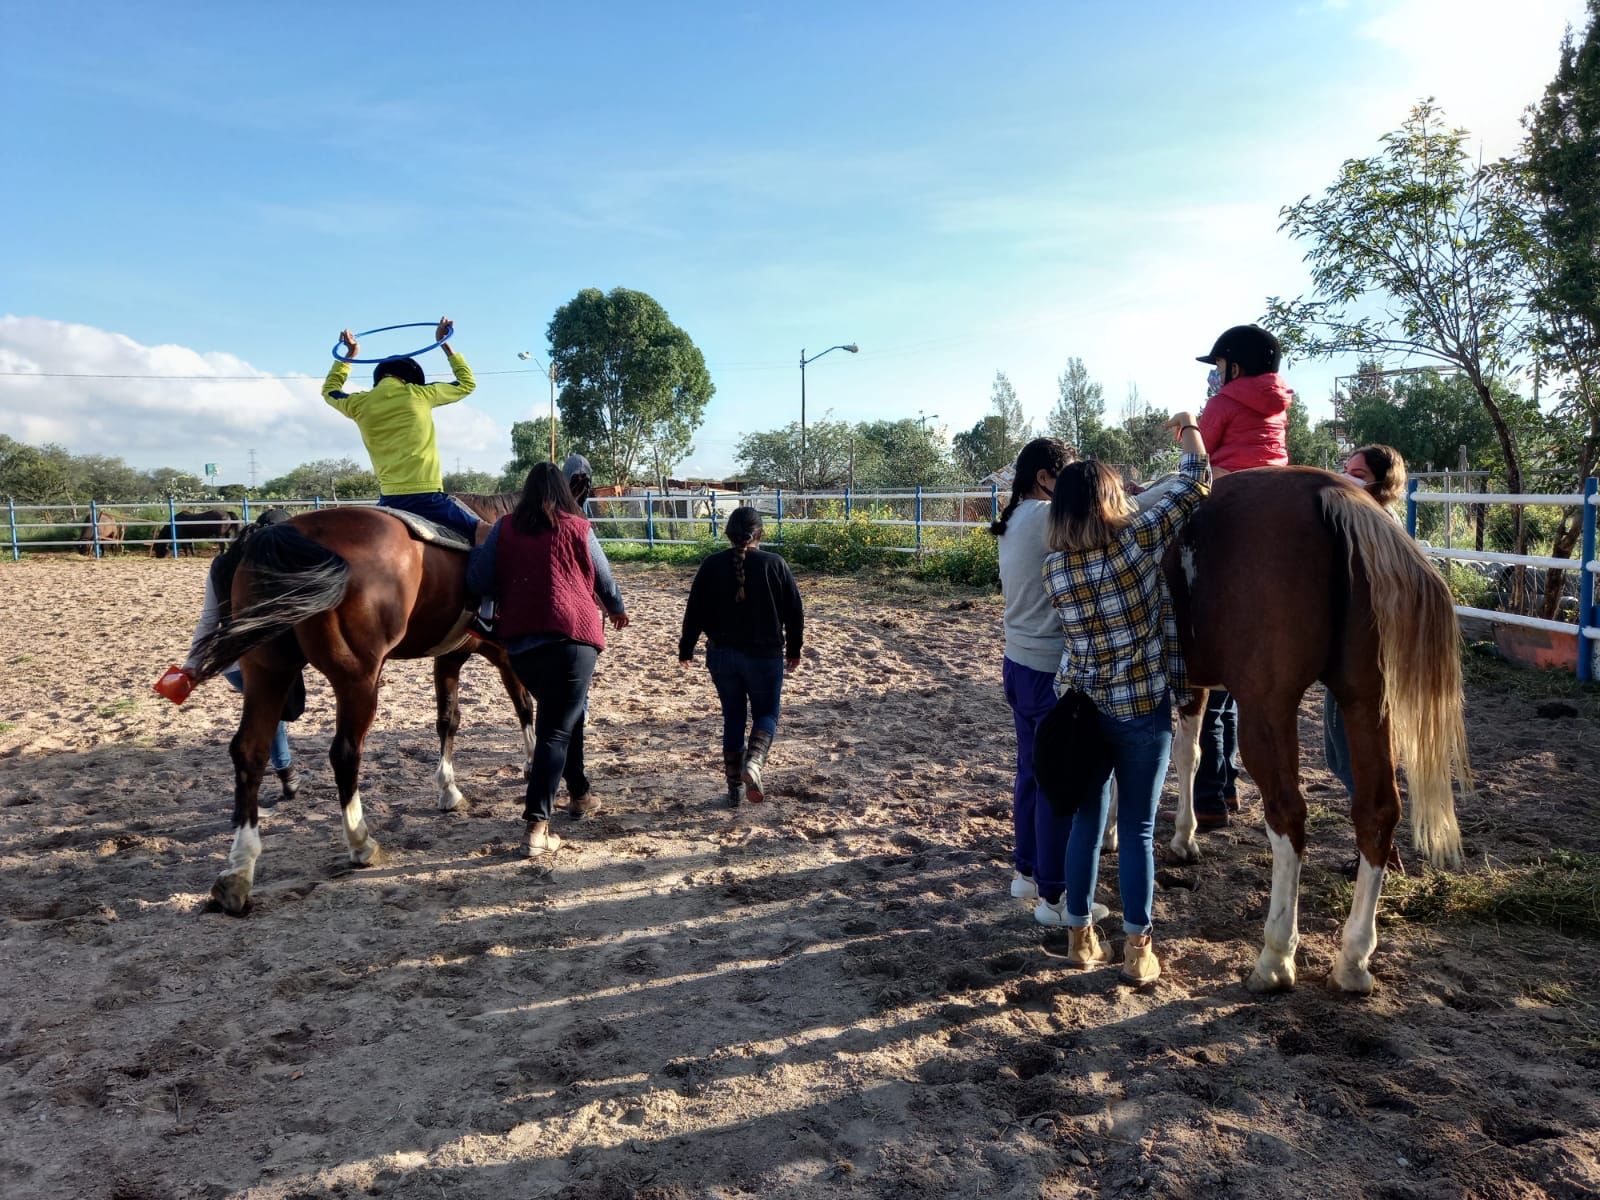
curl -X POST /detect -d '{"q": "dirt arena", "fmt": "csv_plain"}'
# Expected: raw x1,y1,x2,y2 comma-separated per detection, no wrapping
1,556,1597,1200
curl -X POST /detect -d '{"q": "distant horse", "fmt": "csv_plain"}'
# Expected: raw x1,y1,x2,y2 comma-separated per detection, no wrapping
191,495,530,914
76,510,123,555
151,509,242,557
1160,469,1470,995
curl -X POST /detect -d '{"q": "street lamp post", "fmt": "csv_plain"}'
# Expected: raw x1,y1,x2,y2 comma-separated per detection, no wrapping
517,351,558,463
799,342,859,494
918,410,939,431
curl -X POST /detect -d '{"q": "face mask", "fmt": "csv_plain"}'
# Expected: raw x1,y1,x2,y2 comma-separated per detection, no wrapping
1206,368,1222,398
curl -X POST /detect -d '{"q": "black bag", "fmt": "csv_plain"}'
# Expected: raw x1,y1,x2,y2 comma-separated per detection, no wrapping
280,671,308,723
1033,689,1115,820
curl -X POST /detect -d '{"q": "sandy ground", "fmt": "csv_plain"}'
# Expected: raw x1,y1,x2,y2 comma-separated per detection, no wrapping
1,555,1597,1200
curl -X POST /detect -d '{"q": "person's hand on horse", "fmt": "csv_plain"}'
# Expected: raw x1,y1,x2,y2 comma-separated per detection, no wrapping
608,610,630,631
435,315,455,354
339,329,359,359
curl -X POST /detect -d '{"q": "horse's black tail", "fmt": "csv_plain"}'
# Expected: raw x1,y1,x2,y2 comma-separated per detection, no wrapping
192,524,349,680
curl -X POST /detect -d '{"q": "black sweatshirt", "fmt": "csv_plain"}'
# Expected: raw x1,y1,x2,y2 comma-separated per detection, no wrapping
678,547,804,662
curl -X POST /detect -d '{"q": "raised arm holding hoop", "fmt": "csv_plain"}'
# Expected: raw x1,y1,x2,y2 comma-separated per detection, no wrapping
323,316,489,544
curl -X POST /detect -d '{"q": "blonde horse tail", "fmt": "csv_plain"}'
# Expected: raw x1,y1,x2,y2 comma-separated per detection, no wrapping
1321,488,1471,869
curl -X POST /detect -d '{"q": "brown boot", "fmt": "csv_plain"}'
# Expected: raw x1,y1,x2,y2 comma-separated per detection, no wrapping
568,789,601,819
723,751,746,806
1120,934,1161,985
521,820,563,857
276,765,300,801
1065,926,1110,969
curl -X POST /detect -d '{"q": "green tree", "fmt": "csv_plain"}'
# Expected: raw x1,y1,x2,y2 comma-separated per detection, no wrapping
442,469,501,495
1047,358,1104,453
1267,101,1536,567
548,287,713,486
853,419,957,489
0,440,72,502
953,371,1033,479
142,466,208,501
735,417,854,490
1285,399,1341,468
498,417,574,492
1515,0,1600,613
260,458,375,500
68,454,146,501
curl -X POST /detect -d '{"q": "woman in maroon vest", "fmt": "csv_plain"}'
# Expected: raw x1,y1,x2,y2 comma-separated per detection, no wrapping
467,463,628,855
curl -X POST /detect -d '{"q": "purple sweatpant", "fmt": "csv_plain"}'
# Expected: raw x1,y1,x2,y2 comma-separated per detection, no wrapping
1004,656,1070,902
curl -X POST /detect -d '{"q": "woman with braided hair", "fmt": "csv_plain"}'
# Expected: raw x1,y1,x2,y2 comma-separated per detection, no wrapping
679,506,805,805
993,436,1083,917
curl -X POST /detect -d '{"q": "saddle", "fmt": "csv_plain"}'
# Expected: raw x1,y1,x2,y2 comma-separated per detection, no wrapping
378,506,474,551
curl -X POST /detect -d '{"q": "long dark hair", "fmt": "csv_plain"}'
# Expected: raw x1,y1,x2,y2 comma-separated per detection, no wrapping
991,437,1075,536
726,506,763,602
1048,460,1133,552
510,462,583,535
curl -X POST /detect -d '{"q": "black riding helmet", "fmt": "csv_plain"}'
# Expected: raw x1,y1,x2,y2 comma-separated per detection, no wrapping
1197,324,1282,377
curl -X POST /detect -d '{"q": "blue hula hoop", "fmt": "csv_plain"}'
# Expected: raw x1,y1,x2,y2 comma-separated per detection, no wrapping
332,321,455,364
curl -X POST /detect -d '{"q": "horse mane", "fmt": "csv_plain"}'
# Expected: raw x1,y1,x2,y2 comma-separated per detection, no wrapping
455,493,520,521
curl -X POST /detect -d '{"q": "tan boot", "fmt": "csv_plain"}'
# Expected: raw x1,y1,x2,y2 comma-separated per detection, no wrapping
1065,925,1110,969
521,820,563,857
1120,934,1160,985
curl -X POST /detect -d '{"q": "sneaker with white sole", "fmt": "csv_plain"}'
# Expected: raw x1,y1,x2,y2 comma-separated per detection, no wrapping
1010,871,1039,901
1033,897,1111,926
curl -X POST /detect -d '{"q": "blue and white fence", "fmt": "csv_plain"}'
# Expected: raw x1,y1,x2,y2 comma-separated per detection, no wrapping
1407,476,1600,683
2,496,376,558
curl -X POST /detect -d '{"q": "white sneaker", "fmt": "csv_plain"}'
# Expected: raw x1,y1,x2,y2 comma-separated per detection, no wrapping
1033,898,1111,927
1011,871,1039,900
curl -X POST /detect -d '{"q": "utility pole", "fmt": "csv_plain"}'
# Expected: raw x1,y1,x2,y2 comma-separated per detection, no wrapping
248,449,258,489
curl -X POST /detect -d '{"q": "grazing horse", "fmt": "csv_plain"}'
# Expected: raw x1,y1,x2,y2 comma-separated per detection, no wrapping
151,508,241,557
191,495,532,914
76,510,123,555
1159,469,1470,994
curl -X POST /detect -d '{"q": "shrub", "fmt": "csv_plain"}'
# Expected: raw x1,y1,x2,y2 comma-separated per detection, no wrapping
917,528,1000,587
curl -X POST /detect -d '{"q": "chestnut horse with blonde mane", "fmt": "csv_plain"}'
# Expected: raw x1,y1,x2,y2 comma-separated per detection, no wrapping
191,494,526,914
1053,468,1472,993
1160,468,1471,994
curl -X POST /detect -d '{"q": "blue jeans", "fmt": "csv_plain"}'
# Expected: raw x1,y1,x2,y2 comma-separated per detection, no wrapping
706,645,784,754
1323,689,1354,796
222,668,292,772
1063,702,1173,935
379,492,482,541
1003,657,1071,900
1194,689,1238,812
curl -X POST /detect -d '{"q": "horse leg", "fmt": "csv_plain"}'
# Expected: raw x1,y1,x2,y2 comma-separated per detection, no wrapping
1241,696,1308,993
1328,692,1400,995
478,640,536,781
329,671,385,866
1169,694,1206,864
211,664,296,915
433,649,470,811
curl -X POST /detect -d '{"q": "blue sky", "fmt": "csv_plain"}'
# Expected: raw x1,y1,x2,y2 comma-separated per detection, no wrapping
2,0,1587,484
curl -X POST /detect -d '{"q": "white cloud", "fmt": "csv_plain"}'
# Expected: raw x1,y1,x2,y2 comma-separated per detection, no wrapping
0,315,507,483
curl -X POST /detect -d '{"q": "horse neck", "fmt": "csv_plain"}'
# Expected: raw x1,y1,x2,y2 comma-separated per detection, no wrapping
455,493,518,522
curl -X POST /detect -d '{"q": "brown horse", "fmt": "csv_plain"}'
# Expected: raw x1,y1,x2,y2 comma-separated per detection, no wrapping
191,495,531,914
76,510,123,555
1160,468,1470,994
151,509,241,557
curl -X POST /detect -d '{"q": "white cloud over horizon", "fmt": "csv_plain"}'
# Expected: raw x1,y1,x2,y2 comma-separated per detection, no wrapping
0,315,510,484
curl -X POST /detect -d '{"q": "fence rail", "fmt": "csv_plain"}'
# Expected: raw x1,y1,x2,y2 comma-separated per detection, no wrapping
8,476,1598,681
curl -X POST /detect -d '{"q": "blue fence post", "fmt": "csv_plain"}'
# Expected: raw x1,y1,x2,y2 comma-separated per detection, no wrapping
1578,476,1598,684
7,498,18,562
915,485,923,554
708,493,718,539
1405,478,1418,539
241,496,251,523
990,483,998,525
313,496,323,511
89,500,102,559
166,496,179,558
646,490,655,548
776,489,784,543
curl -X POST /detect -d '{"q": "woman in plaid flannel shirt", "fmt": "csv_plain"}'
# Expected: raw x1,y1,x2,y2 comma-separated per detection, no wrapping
1042,413,1210,984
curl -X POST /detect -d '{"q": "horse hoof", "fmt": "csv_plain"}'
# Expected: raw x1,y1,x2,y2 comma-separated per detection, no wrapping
1247,960,1296,994
349,841,387,868
1167,841,1200,865
438,785,464,812
1100,833,1119,854
1328,958,1375,996
210,872,253,916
